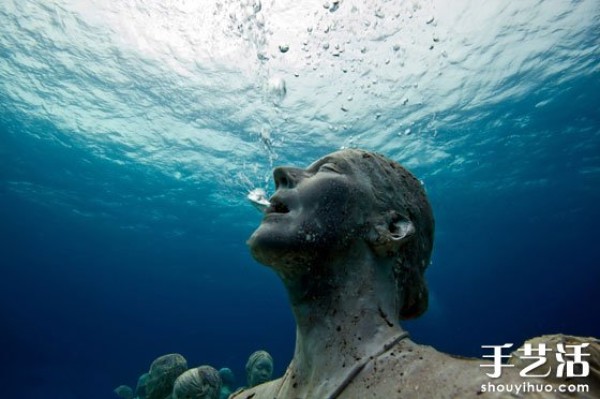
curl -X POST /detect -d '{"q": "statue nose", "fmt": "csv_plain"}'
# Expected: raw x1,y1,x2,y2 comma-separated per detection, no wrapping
273,166,304,189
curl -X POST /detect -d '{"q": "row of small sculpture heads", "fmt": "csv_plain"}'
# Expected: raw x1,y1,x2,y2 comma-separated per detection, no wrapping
114,350,273,399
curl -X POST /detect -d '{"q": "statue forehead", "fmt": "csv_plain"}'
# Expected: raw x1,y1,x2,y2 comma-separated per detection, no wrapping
247,351,273,367
306,149,368,169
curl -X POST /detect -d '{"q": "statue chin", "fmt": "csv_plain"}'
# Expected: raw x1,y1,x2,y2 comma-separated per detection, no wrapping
247,240,271,266
248,223,300,264
247,228,276,264
248,236,323,283
247,230,288,270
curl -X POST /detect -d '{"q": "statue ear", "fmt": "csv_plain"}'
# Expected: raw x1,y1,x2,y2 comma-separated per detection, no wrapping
367,211,415,257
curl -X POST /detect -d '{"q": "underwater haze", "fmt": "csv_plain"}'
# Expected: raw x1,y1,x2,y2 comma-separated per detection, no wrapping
1,0,599,398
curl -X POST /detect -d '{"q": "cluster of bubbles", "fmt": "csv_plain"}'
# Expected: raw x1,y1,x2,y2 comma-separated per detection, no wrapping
219,0,441,197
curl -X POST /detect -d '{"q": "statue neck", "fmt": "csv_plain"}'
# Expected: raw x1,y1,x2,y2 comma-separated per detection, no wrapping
278,243,406,398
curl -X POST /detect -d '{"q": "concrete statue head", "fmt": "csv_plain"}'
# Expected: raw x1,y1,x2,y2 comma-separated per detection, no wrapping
245,350,274,388
146,353,188,399
247,148,434,319
172,366,221,399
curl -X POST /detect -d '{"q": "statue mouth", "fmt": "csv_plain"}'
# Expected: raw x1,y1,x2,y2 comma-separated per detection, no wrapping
266,197,290,214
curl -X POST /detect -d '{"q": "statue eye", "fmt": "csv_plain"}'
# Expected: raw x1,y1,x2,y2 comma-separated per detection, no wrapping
319,163,340,173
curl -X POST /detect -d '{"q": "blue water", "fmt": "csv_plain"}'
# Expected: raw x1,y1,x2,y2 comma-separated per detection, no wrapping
1,1,600,398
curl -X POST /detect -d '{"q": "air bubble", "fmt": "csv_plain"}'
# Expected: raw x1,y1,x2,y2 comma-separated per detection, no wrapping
252,0,262,13
260,127,271,141
268,77,287,99
247,188,270,213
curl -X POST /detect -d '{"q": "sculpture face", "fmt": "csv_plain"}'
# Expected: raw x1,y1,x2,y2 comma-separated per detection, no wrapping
248,151,373,270
248,358,273,387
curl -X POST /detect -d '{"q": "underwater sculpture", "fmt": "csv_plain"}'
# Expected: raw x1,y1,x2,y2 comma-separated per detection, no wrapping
146,353,188,399
172,365,222,399
245,350,274,388
234,148,599,398
218,367,236,399
114,384,134,399
134,372,150,399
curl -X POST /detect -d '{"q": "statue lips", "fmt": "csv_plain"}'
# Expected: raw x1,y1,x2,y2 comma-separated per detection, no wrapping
263,195,291,221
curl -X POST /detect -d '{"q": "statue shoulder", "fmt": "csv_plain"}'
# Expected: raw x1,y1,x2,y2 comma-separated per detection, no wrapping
340,340,579,398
